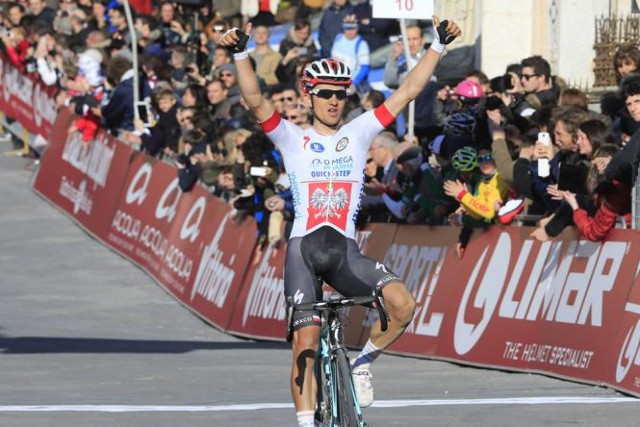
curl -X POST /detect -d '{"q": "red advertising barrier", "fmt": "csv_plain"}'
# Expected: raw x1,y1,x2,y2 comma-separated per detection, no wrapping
34,108,259,332
28,100,640,399
32,109,135,240
104,152,257,330
0,55,58,139
186,198,257,331
610,263,640,395
227,242,288,340
383,226,640,390
105,153,181,275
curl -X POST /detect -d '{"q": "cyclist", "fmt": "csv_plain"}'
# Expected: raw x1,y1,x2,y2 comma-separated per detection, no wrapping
220,17,461,427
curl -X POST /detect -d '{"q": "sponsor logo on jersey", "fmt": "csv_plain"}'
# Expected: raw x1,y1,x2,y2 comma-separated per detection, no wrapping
336,137,349,152
310,142,325,153
306,181,352,231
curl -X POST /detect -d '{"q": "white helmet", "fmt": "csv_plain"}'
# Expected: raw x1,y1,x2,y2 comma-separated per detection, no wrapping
300,59,352,93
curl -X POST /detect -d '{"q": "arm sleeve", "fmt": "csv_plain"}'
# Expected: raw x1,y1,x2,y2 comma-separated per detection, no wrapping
572,204,619,242
353,64,370,86
491,137,514,184
140,127,164,157
383,56,401,89
459,192,497,220
513,158,532,198
37,58,58,86
4,45,21,69
458,182,504,220
278,187,295,214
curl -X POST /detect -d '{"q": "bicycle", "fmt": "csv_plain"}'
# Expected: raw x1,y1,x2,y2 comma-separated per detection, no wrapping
286,288,389,427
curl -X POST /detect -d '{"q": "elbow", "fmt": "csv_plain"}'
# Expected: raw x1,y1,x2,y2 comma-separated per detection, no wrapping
244,94,263,111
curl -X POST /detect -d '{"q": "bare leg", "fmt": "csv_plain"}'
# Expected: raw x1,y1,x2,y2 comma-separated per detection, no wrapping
368,281,416,349
290,325,320,412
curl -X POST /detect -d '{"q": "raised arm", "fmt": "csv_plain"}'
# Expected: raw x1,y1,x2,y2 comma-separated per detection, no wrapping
384,16,461,117
219,23,275,123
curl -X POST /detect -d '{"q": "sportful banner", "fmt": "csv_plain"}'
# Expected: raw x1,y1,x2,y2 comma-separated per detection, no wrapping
0,55,58,139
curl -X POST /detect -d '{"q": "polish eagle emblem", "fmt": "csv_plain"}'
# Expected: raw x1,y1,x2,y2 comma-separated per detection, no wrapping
310,186,349,219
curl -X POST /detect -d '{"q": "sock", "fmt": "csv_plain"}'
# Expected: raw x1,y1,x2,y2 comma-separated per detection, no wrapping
296,410,315,427
351,339,382,371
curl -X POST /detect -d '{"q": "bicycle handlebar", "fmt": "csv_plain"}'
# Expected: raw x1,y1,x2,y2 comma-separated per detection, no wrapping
286,288,389,342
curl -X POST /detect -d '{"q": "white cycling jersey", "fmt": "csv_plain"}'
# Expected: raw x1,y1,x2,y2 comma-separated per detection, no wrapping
261,105,395,239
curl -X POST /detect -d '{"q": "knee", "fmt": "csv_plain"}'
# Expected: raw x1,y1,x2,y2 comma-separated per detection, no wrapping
292,326,320,354
385,283,416,326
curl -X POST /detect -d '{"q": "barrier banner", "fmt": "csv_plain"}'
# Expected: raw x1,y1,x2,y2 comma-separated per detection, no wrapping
106,153,179,276
27,105,640,398
187,200,257,331
610,263,640,396
358,225,458,355
0,55,58,139
227,242,287,340
385,226,640,389
32,110,134,240
105,153,257,329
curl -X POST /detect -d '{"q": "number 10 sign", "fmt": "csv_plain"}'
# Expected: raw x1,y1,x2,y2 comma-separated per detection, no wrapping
372,0,434,20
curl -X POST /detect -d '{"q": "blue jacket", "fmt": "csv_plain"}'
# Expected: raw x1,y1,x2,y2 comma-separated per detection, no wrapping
318,2,353,58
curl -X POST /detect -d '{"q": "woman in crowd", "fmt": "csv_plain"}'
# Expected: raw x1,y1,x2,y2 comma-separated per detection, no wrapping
531,119,621,241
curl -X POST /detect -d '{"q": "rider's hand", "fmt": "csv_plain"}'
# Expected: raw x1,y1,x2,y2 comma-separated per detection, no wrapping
219,23,252,55
391,41,403,60
430,15,462,53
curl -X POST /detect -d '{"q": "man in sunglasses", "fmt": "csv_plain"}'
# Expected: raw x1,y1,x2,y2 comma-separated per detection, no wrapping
220,16,461,427
520,55,559,109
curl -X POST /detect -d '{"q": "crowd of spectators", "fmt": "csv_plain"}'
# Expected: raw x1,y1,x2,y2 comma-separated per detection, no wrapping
3,0,639,252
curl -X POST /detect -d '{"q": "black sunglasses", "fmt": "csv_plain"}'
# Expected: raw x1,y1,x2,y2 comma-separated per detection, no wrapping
521,73,539,80
309,88,347,100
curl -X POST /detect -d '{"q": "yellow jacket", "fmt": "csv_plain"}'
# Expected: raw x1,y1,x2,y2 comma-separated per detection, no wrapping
456,172,510,221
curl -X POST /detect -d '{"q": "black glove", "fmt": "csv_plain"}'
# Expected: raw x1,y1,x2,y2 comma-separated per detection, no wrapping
225,28,250,54
435,20,457,45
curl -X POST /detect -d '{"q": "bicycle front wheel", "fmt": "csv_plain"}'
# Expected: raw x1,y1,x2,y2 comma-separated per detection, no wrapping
335,348,365,426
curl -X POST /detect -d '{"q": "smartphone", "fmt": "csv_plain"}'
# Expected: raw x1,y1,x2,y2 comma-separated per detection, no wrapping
537,158,550,178
135,101,153,127
250,166,269,177
297,47,308,55
538,132,551,146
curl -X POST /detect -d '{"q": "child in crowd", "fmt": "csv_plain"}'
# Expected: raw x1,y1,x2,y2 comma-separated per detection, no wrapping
444,146,510,258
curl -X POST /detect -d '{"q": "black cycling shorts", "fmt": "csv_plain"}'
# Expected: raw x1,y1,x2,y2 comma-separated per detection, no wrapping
285,226,401,331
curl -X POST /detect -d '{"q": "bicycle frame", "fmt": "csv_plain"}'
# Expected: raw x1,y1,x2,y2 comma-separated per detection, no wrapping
318,307,365,426
286,290,389,427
